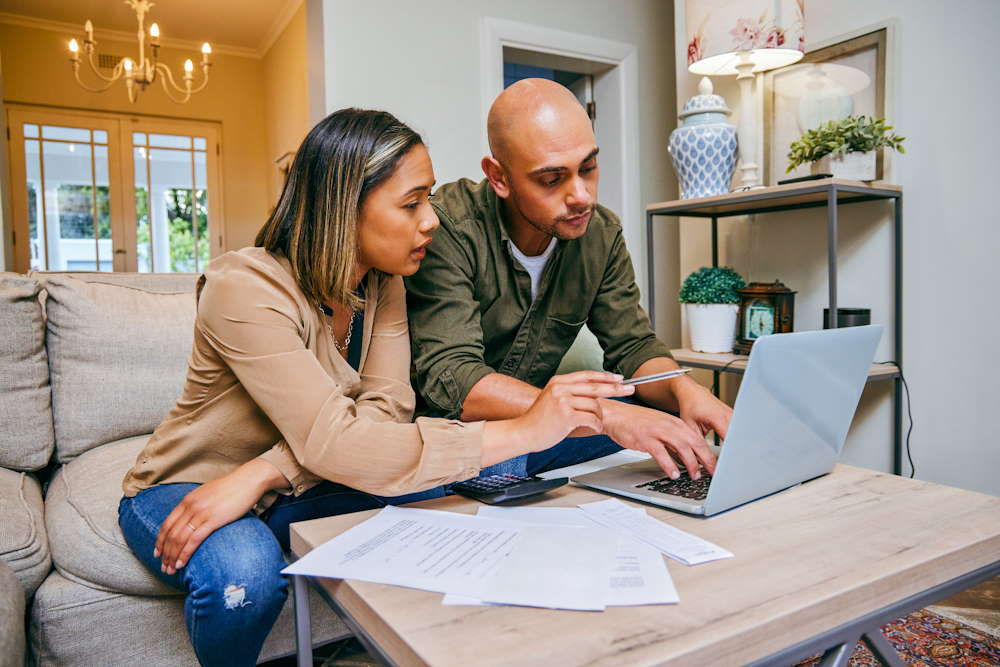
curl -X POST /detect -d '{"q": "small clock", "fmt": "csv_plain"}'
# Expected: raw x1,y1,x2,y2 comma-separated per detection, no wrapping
734,281,796,355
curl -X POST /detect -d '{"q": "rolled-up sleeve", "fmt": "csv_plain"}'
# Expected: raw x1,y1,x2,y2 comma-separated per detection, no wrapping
404,212,495,418
197,263,482,496
587,228,672,378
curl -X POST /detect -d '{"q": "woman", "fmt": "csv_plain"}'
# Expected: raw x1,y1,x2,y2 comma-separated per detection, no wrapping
118,108,632,666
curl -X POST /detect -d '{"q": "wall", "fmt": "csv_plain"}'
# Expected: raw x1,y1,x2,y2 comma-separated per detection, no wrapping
262,3,309,206
0,21,271,255
315,0,679,337
0,48,11,270
673,0,1000,496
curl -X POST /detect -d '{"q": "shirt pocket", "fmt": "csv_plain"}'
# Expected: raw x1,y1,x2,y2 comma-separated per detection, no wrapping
533,313,589,381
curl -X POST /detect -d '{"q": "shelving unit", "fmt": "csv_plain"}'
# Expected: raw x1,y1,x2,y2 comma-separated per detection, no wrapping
645,179,904,473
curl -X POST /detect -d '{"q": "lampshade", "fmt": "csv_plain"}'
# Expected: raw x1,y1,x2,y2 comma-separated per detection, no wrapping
686,0,805,75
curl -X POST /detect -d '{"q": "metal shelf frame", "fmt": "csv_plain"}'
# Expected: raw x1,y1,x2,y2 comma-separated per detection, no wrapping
645,180,904,474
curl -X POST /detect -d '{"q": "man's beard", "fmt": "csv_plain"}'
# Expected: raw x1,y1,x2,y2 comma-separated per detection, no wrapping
511,194,592,241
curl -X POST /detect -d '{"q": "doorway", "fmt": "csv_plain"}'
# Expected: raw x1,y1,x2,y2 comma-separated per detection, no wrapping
6,105,223,273
481,18,642,294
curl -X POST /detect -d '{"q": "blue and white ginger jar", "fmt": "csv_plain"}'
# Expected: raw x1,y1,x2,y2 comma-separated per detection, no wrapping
668,77,738,200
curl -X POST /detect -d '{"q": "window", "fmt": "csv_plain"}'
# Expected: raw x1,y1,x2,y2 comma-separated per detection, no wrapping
7,106,223,273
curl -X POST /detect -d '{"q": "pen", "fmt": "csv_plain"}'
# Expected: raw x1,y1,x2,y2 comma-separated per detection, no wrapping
621,368,692,386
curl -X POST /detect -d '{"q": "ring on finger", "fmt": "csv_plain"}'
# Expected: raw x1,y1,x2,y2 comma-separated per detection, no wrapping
186,522,197,531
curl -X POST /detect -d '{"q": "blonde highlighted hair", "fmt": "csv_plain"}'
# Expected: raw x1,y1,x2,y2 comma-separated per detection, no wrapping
255,108,423,310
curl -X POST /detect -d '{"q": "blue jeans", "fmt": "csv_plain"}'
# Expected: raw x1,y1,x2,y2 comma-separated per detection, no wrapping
117,430,624,665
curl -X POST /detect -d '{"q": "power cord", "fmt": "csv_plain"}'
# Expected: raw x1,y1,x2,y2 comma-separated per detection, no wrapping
877,362,915,478
710,357,744,395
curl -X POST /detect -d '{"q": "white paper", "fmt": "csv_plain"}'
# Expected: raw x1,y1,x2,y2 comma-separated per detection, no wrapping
282,506,520,594
443,506,678,607
283,506,615,610
472,523,615,610
579,498,734,565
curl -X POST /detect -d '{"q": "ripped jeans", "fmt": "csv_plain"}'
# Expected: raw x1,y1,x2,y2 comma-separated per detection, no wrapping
116,430,623,666
118,482,387,666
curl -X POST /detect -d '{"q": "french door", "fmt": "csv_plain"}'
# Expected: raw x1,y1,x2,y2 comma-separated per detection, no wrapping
6,106,224,273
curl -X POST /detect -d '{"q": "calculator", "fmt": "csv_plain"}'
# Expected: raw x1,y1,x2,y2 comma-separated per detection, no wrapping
449,474,569,504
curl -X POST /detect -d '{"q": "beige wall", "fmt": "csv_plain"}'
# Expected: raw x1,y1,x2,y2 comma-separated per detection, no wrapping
0,21,270,256
262,3,309,206
0,48,12,270
672,0,1000,496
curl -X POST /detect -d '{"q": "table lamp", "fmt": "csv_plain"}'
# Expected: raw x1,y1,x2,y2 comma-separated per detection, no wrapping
685,0,805,188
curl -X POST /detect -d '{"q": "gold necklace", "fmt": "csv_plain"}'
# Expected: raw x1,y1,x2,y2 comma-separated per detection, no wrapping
319,304,356,354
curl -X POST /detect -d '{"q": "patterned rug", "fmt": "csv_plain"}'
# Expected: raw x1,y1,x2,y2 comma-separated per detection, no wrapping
796,609,1000,666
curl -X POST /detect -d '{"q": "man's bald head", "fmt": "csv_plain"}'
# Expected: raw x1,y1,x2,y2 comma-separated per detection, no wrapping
487,78,594,167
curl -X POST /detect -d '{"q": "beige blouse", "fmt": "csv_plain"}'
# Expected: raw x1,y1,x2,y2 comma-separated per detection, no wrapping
122,247,484,506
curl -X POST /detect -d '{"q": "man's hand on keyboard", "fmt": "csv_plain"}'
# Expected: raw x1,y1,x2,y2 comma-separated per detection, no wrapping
601,400,716,480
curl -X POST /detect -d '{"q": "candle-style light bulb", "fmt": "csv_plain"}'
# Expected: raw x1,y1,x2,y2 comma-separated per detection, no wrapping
123,58,133,73
184,59,194,73
150,23,160,39
84,20,93,39
201,42,212,65
68,38,79,54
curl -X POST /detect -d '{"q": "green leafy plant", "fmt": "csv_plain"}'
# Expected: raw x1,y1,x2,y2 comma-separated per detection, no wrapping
786,115,905,172
679,266,745,304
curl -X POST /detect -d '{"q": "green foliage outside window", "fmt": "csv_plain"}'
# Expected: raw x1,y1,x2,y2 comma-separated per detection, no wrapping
55,184,111,239
135,187,209,272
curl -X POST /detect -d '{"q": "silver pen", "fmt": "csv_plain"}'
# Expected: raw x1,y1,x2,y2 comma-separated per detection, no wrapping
621,368,692,386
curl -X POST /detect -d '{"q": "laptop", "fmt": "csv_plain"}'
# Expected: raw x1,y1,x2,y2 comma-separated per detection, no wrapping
573,325,883,516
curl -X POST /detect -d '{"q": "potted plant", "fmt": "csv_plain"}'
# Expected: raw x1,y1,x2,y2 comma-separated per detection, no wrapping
679,266,745,353
786,115,905,181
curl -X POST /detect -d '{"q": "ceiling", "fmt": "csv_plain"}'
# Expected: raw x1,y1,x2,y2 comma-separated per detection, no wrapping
0,0,302,55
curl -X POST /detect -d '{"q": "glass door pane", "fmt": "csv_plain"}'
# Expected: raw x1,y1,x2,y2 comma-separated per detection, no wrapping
21,123,113,271
132,131,214,272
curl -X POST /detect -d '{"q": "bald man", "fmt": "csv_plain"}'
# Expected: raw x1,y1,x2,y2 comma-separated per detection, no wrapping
404,79,732,481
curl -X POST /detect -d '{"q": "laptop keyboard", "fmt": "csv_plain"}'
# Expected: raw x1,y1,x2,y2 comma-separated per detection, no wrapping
635,470,713,501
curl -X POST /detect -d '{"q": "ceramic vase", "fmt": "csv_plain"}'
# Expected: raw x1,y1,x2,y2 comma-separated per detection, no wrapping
669,77,738,200
686,303,738,353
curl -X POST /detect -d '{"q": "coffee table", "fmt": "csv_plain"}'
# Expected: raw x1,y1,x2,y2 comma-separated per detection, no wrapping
288,465,1000,666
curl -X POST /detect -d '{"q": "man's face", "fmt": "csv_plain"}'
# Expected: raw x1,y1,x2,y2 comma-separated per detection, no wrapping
500,119,599,241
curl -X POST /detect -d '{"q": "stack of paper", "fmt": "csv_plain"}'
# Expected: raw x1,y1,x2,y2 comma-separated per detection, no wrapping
443,506,678,608
579,499,733,565
283,500,733,611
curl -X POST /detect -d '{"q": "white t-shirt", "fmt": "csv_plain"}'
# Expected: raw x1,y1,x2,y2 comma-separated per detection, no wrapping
509,237,557,300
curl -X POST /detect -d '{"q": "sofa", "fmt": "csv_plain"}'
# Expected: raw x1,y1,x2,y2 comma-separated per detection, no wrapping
0,271,349,666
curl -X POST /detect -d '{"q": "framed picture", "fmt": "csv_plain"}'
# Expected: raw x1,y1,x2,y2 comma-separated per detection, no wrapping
763,29,887,185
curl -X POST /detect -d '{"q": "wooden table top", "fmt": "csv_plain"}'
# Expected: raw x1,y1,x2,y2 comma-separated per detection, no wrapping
290,465,1000,667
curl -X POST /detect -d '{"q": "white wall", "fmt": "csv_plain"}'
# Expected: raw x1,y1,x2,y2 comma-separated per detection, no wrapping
674,0,1000,496
316,0,680,339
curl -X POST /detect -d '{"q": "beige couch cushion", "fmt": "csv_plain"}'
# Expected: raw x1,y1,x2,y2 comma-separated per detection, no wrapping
30,569,349,666
0,467,50,596
40,273,197,462
0,561,25,667
44,435,177,597
0,273,54,471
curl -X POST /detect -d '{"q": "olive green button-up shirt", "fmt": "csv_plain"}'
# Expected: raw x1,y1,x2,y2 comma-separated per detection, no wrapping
404,178,670,419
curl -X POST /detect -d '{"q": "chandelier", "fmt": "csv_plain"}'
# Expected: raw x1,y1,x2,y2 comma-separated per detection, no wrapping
67,0,212,104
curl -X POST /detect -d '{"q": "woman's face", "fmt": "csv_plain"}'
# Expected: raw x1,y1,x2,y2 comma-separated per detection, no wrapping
356,143,439,277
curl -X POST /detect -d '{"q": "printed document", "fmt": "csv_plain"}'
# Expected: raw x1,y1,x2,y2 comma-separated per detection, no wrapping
443,506,678,607
579,498,734,565
282,506,615,610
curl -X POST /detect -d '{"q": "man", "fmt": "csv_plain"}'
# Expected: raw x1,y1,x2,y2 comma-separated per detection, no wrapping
404,78,731,481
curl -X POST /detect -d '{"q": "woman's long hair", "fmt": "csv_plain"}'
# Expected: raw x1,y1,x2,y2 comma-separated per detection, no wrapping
256,108,423,310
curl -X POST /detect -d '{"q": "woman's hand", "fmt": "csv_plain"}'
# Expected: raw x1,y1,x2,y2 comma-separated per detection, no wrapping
155,459,288,575
481,371,634,467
